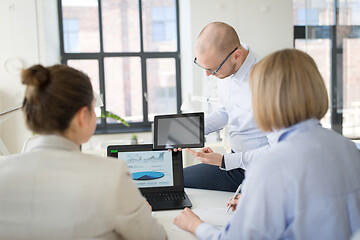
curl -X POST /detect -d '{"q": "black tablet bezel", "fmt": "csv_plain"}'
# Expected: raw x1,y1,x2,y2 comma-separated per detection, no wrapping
153,112,204,149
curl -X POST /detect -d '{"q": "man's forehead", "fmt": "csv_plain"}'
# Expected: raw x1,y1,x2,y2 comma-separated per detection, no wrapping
196,49,220,67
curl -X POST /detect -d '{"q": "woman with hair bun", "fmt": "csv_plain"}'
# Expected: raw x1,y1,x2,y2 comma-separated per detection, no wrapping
174,49,360,239
0,64,166,240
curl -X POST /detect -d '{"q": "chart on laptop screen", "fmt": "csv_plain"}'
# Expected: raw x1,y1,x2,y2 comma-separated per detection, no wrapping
117,150,174,188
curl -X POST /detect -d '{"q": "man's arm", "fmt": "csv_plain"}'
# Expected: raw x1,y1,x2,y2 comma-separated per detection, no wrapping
222,132,277,170
184,144,270,170
205,106,228,135
222,144,270,171
184,141,270,170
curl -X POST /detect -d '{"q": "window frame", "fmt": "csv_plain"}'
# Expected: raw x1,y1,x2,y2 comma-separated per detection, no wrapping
294,25,342,133
57,0,182,134
294,0,360,140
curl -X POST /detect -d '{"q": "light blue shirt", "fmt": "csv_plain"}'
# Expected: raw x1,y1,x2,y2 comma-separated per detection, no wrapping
205,46,268,168
196,119,360,240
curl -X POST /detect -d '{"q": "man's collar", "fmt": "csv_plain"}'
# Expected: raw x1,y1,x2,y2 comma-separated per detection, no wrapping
233,47,257,81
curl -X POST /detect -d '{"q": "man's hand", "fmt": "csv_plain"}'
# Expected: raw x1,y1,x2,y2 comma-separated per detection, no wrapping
199,147,213,153
226,194,241,212
185,147,223,166
173,208,204,234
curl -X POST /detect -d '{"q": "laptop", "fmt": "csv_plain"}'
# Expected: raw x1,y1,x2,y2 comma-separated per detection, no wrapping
107,144,192,211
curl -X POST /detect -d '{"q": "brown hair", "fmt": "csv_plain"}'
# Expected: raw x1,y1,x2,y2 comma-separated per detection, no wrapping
21,64,93,134
249,49,329,132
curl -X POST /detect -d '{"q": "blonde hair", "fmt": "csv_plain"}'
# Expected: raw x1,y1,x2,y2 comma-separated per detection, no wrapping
249,49,329,132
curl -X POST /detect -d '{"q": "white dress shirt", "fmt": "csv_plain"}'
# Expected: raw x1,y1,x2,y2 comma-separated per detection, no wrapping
205,45,269,169
222,132,277,170
0,135,166,240
196,119,360,240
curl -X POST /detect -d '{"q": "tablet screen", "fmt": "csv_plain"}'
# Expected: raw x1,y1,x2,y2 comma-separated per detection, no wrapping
153,112,204,149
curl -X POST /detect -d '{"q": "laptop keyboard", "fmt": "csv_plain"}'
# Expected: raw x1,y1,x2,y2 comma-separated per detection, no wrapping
144,192,186,202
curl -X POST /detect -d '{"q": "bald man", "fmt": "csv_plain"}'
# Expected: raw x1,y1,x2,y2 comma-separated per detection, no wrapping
182,22,271,192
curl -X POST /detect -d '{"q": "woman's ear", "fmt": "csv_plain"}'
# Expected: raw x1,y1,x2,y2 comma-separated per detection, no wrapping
63,106,92,146
75,106,90,128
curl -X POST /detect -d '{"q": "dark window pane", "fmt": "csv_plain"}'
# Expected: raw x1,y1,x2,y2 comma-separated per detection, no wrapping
339,0,360,25
142,0,177,51
293,0,334,25
102,0,141,52
63,19,79,52
67,59,99,92
67,59,101,122
146,58,177,121
104,57,143,123
61,0,100,52
152,22,165,41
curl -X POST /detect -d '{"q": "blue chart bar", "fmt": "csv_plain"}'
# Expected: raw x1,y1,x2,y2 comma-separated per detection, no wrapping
132,171,165,180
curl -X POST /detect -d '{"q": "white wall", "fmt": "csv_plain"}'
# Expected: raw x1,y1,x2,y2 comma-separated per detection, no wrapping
0,0,60,154
235,0,293,58
0,0,293,154
1,0,40,154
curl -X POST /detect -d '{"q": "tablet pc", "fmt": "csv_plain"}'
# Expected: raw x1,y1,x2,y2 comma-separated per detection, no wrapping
153,112,204,149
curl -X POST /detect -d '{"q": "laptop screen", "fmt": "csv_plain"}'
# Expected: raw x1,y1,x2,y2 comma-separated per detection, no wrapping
107,144,185,193
117,150,174,188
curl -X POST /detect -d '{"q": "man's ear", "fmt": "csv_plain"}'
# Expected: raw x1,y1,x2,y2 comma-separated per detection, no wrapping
234,48,242,60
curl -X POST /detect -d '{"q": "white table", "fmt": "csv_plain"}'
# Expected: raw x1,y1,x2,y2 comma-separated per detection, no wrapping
154,188,234,240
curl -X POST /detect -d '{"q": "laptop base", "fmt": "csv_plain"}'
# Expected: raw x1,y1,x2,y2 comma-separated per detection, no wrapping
145,191,192,211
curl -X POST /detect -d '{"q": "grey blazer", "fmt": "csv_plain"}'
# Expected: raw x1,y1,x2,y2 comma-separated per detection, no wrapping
0,135,166,240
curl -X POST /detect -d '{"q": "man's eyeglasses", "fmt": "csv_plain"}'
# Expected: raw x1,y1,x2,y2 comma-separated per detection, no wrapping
194,47,238,75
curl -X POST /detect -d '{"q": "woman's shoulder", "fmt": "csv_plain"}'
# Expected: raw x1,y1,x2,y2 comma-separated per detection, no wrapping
77,151,129,169
4,149,129,175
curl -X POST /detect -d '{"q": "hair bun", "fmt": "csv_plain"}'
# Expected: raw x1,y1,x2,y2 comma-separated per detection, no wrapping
21,64,50,87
